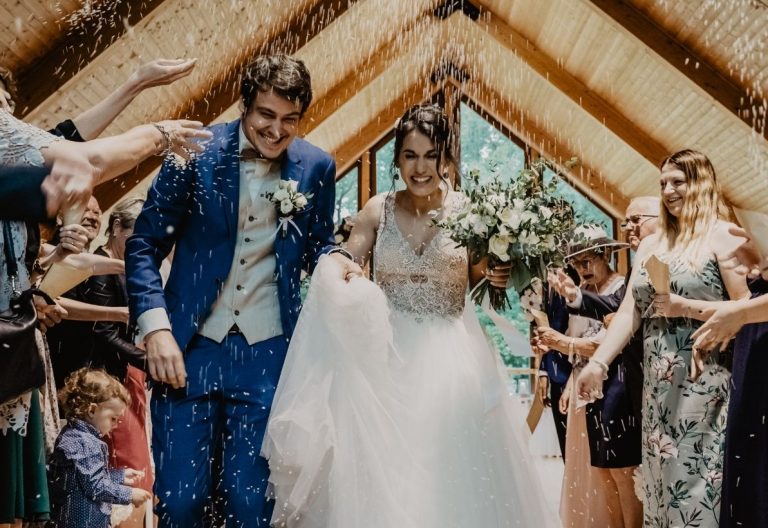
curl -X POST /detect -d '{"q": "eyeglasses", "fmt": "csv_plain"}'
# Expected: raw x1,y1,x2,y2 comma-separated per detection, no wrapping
568,254,599,270
620,215,658,230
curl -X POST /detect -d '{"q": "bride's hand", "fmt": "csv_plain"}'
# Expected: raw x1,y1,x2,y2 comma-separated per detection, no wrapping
485,262,511,288
329,252,363,282
575,362,606,403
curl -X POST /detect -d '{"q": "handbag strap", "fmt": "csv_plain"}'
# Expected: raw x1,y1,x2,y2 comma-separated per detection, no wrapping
2,221,20,295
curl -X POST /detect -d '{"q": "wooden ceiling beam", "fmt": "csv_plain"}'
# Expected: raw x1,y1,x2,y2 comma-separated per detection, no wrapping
331,82,440,175
14,0,166,117
300,16,440,135
469,4,668,166
94,0,351,209
588,0,766,140
454,77,629,217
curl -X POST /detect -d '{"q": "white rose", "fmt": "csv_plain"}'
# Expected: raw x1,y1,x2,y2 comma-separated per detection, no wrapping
273,188,290,202
512,198,525,210
521,211,538,225
280,200,294,214
278,180,291,190
471,216,488,237
520,231,540,245
488,234,510,261
484,203,497,217
459,215,471,231
294,195,308,209
288,180,299,192
498,207,522,230
540,206,553,219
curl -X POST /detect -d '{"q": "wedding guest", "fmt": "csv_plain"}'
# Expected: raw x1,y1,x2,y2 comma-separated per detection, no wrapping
535,285,571,457
535,225,641,528
84,198,152,526
0,100,208,527
685,227,768,528
126,54,361,528
49,368,151,528
548,196,660,429
577,150,750,527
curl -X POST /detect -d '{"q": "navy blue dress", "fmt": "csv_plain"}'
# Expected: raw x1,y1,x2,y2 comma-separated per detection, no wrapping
720,278,768,528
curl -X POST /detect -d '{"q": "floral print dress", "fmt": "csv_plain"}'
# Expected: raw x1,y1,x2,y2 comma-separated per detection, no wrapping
633,258,730,528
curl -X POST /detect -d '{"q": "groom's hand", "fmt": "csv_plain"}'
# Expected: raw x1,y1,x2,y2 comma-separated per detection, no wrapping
330,252,363,282
145,329,187,388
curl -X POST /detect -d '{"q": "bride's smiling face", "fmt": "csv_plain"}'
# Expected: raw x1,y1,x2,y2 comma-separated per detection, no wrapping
397,130,443,198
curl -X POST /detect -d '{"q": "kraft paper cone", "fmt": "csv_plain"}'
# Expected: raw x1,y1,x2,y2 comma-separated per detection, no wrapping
39,261,91,298
526,394,545,433
645,255,670,294
734,207,768,258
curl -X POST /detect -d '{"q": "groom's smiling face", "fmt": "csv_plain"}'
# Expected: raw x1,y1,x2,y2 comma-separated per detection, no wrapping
243,89,302,160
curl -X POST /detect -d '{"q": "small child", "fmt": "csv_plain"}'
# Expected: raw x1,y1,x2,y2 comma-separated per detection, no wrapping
49,368,151,527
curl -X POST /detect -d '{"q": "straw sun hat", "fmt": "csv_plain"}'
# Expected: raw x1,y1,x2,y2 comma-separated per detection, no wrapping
565,224,629,261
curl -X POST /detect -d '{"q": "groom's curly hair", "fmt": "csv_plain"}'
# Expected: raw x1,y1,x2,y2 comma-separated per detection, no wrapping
241,55,313,116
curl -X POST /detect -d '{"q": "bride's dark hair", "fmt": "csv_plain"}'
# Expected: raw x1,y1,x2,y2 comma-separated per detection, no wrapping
392,104,455,176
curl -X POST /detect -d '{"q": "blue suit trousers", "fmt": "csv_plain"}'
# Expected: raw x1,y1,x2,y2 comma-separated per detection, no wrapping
151,333,288,528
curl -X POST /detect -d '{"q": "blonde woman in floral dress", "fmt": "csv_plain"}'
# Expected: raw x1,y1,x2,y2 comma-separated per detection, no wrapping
577,150,750,527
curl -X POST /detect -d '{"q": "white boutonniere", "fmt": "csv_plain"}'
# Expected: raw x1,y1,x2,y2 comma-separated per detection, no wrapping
263,180,313,237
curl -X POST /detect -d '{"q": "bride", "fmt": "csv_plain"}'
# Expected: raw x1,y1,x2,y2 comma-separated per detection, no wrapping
262,104,556,527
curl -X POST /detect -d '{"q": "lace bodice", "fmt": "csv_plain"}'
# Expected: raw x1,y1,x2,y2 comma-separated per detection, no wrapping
0,110,55,167
373,192,468,320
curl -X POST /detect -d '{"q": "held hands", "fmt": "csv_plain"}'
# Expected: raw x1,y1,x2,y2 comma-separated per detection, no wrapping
129,58,197,91
329,252,364,282
145,329,187,389
547,269,578,304
130,487,152,507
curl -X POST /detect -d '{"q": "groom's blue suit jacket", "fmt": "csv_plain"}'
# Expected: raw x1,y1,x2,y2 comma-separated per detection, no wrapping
126,119,337,351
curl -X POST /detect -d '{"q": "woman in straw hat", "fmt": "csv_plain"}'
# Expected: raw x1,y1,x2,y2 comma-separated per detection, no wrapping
535,224,641,527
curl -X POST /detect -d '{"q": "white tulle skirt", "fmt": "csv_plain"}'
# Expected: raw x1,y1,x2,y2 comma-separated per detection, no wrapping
262,257,558,527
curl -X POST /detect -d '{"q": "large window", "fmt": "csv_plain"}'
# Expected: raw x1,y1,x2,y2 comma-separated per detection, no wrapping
334,166,358,225
373,135,403,194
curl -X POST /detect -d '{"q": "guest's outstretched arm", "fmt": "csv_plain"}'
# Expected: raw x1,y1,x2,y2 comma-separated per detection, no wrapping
73,59,196,140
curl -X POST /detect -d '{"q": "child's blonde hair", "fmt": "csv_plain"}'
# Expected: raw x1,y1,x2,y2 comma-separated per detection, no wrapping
59,368,130,420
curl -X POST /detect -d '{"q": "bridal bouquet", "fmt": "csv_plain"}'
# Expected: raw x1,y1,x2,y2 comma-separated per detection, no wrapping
437,160,575,310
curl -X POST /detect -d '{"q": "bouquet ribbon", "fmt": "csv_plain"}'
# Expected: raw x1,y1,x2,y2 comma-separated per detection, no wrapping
273,216,303,238
470,278,533,357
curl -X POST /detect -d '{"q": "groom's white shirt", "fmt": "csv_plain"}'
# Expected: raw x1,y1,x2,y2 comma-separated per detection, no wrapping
138,125,283,345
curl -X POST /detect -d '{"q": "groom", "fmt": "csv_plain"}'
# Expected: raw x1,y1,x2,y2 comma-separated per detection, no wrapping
126,55,360,527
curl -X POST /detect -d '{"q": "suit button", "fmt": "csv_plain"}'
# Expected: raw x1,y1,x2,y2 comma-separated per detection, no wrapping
240,259,246,265
248,216,255,222
236,285,242,291
244,237,251,242
234,310,240,316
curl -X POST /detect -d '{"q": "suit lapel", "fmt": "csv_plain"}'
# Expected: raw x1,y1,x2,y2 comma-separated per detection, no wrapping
274,141,305,274
217,120,241,239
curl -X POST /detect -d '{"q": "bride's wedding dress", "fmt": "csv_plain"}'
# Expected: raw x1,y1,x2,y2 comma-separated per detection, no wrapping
262,193,556,527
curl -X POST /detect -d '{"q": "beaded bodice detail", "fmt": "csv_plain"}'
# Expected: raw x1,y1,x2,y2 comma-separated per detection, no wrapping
374,193,468,320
